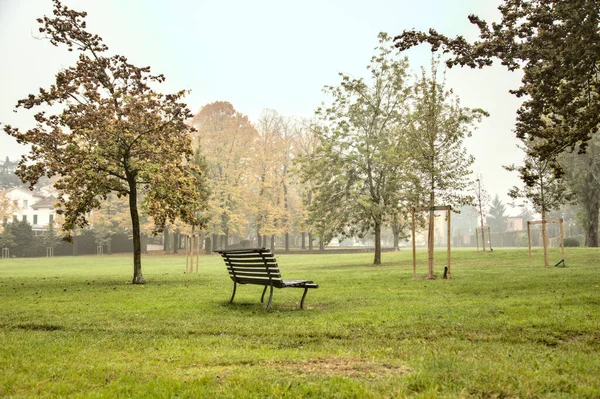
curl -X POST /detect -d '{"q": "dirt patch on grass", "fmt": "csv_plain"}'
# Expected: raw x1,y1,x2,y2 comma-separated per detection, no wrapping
266,357,411,379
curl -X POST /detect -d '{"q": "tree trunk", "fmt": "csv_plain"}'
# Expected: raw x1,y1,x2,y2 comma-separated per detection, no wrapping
212,234,219,251
319,236,324,251
480,215,486,252
128,178,145,284
392,223,400,251
541,209,549,267
374,220,382,265
301,232,306,249
584,199,599,247
163,227,170,254
257,230,262,248
270,235,275,251
427,192,435,278
308,232,313,251
204,236,211,254
141,233,148,254
173,230,179,254
285,232,289,252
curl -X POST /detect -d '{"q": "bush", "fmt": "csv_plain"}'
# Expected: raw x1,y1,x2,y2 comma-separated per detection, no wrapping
1,221,45,257
564,236,581,247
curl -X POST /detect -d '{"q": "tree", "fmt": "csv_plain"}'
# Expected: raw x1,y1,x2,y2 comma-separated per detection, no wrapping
559,133,600,246
394,0,600,162
2,1,207,283
505,143,574,266
251,110,290,250
390,210,411,250
473,175,491,251
408,58,486,276
0,157,23,189
486,194,508,234
299,33,412,265
191,101,257,249
291,119,320,251
0,192,16,233
1,221,42,258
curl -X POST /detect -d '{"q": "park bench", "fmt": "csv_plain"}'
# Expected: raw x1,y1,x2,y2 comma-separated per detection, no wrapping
215,248,318,311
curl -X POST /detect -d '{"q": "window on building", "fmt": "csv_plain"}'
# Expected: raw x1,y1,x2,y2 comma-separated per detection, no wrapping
23,200,28,208
12,215,17,223
49,214,54,224
33,215,38,225
22,215,27,223
13,200,18,207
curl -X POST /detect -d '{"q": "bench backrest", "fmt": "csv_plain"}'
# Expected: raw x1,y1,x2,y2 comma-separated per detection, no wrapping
216,248,283,286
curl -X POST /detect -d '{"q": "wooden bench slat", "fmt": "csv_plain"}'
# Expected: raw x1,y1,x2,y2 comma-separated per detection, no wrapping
221,254,276,260
222,258,277,264
225,263,279,268
227,271,282,279
227,266,281,274
218,248,269,254
236,277,286,287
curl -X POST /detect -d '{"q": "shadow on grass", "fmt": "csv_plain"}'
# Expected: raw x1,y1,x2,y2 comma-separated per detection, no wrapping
1,274,214,292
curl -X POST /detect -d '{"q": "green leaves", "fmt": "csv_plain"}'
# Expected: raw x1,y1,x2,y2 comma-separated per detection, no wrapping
394,0,600,163
298,34,414,263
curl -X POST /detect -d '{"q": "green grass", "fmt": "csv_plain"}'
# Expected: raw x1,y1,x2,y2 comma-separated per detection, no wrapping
1,247,599,398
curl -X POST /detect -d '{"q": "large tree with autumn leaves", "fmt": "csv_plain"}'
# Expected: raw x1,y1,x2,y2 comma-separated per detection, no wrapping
3,1,207,283
190,101,257,249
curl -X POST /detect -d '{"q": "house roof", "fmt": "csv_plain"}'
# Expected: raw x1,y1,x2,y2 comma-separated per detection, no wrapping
3,186,44,198
31,196,58,209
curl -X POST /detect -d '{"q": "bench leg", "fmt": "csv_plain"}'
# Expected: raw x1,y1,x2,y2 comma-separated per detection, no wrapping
265,285,274,312
300,287,309,309
229,281,237,304
260,285,268,303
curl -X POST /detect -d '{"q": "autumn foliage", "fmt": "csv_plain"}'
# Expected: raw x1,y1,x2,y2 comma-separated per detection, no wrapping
3,1,208,283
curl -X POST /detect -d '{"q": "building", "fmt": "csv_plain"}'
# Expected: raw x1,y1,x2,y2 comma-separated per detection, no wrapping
507,216,524,232
2,187,57,233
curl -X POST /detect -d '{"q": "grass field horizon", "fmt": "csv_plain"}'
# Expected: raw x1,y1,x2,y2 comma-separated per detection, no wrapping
1,248,599,398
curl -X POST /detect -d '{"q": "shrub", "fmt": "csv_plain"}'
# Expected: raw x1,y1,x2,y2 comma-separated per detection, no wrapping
1,221,45,257
564,236,581,247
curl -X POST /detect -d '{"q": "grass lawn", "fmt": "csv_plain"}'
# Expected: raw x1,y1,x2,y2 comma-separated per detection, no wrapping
0,247,599,398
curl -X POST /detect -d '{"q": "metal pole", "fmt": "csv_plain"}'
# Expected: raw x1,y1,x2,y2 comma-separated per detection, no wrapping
411,208,416,279
559,218,565,264
527,221,532,267
447,208,451,279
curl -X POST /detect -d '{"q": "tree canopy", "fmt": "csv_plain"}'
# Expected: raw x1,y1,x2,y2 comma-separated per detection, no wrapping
394,0,600,162
3,0,208,283
487,194,509,234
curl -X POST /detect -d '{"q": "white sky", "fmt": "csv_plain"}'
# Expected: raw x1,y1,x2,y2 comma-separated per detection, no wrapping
0,0,525,213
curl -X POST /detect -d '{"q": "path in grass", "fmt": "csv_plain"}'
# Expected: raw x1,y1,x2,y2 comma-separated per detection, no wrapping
0,248,599,398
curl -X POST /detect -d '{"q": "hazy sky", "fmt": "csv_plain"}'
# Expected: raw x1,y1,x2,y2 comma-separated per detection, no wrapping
0,0,525,213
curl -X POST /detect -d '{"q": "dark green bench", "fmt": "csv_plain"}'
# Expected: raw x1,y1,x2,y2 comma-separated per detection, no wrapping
215,248,318,311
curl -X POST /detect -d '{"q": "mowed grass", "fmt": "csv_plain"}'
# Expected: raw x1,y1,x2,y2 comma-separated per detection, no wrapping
0,247,599,398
